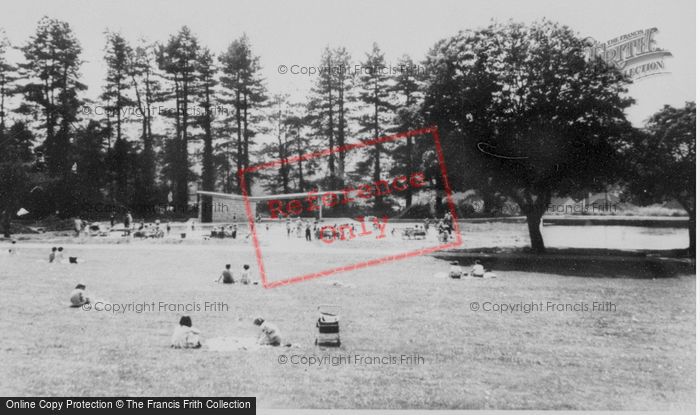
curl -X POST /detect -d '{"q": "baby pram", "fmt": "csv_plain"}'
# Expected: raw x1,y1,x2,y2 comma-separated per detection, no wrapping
315,304,341,347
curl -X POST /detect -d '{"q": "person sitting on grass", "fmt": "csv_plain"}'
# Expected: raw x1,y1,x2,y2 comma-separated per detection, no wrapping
171,316,202,349
448,261,463,279
469,260,485,278
56,247,65,263
70,284,90,307
240,264,251,285
49,247,57,263
216,264,235,284
254,317,290,347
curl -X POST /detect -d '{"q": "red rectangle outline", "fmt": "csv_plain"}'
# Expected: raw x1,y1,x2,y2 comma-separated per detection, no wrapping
238,126,462,288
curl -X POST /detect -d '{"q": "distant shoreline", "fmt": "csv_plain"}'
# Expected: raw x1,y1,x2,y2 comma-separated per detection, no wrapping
386,215,689,228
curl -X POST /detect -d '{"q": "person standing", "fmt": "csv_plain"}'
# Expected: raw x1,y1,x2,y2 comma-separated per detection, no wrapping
124,211,133,236
305,222,312,241
74,218,82,237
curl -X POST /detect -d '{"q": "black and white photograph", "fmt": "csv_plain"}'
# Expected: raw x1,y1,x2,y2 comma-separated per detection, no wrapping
0,0,696,413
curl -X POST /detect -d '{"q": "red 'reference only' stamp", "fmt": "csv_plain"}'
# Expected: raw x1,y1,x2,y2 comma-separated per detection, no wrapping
238,126,462,288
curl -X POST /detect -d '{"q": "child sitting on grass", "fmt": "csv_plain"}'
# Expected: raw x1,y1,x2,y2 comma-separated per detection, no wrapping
240,264,251,285
448,261,463,279
171,316,202,349
469,260,485,278
254,317,290,347
69,284,91,307
216,264,235,284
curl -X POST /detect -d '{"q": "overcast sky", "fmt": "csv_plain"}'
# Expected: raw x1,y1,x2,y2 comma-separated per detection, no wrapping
1,0,695,126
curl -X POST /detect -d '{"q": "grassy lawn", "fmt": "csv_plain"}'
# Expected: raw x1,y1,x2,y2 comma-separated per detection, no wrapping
0,241,694,410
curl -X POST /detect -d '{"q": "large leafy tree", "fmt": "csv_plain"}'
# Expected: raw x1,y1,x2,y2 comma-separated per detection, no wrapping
621,102,696,255
423,21,633,252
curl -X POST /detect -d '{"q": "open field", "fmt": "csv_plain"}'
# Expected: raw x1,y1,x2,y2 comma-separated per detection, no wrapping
0,231,695,410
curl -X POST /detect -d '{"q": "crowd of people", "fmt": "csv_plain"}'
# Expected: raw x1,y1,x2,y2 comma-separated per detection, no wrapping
69,211,172,239
5,211,481,352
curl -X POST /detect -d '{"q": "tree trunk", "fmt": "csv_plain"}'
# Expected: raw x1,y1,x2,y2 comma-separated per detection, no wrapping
676,198,695,257
201,83,214,223
235,85,242,192
201,195,212,223
276,114,289,194
327,83,335,188
297,143,305,192
405,136,413,208
242,93,250,194
688,209,695,257
526,211,546,253
1,209,10,238
337,79,346,188
180,75,190,210
373,81,382,209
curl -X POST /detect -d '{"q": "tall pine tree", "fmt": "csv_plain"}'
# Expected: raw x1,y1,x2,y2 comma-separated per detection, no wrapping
357,43,394,210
